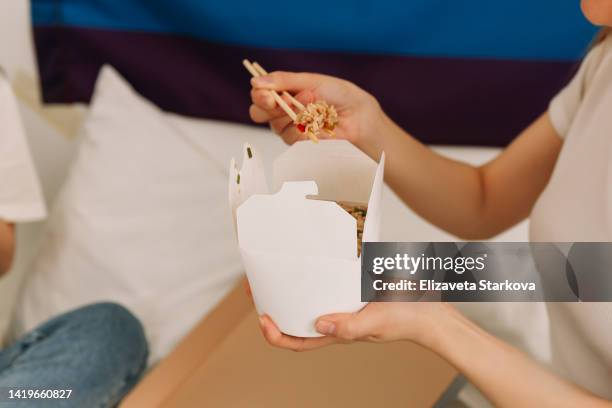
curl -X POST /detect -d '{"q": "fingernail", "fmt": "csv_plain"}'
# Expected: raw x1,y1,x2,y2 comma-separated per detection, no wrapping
264,95,275,108
252,76,273,86
316,320,336,335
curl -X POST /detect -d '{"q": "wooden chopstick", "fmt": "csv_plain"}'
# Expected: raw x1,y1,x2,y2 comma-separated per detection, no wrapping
242,59,260,78
242,59,296,121
243,59,318,143
252,62,305,111
251,62,318,143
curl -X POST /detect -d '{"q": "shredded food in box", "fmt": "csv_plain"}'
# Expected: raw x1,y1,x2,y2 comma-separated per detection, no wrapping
337,201,367,256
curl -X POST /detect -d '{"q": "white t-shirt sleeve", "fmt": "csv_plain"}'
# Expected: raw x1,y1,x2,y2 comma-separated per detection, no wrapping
0,75,47,222
549,41,606,139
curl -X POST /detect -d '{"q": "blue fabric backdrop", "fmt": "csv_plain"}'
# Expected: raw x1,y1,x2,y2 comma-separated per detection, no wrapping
32,0,598,145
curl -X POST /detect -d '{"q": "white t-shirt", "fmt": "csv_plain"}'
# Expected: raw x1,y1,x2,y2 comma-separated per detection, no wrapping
0,74,46,223
530,34,612,398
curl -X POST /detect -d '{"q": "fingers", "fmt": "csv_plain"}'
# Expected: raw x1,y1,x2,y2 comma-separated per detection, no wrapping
315,310,379,341
249,89,291,121
249,105,305,145
249,104,284,124
270,117,308,145
251,71,323,93
251,89,276,110
249,86,317,145
248,92,294,123
251,88,311,111
259,315,338,352
269,116,295,136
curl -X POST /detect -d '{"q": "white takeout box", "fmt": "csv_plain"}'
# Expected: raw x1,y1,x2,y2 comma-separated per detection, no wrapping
229,140,385,337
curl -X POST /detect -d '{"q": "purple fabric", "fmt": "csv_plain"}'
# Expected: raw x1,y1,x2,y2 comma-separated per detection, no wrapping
34,26,577,146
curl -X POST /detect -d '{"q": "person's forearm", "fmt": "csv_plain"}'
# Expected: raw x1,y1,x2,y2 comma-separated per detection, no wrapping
357,113,492,239
0,221,15,275
356,111,561,239
420,306,610,408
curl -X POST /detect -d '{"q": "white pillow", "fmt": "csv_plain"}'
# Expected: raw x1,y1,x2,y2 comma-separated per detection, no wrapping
12,66,243,363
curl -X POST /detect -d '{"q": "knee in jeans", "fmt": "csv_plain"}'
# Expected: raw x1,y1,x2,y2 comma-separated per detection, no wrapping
76,302,149,369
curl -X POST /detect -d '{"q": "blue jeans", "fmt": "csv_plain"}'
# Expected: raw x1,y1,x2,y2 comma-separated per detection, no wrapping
0,303,148,407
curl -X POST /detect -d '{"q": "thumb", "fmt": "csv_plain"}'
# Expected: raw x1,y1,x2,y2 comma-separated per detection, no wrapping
251,71,322,93
315,312,373,341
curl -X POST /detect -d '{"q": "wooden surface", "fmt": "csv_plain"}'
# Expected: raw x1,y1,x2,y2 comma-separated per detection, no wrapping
121,284,252,407
124,283,456,408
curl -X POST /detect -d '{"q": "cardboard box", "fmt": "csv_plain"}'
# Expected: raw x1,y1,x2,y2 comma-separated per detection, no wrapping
230,140,384,337
121,282,457,408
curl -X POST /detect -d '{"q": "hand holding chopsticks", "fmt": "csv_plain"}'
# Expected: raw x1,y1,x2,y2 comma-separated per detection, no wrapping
244,59,338,143
243,59,298,121
251,62,305,111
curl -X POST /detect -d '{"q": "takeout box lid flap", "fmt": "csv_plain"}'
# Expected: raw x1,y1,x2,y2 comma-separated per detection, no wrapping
273,140,378,203
362,152,385,243
237,181,358,259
